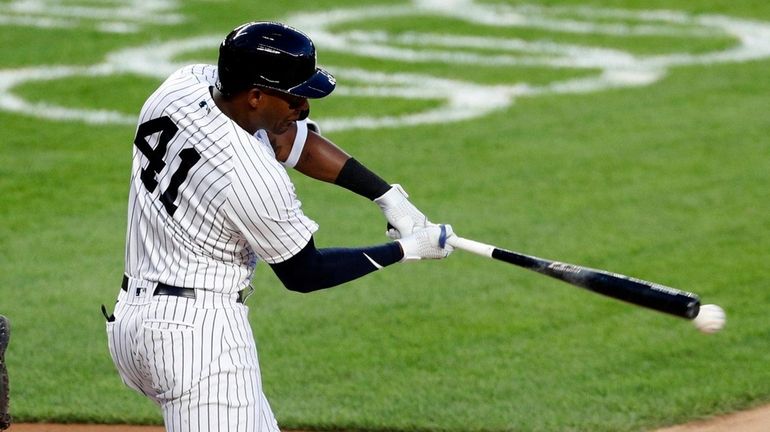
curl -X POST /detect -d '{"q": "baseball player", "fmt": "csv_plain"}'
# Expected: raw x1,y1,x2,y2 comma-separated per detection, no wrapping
105,21,454,432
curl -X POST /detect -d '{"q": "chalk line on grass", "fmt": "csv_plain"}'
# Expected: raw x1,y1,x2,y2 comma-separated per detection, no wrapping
1,1,770,131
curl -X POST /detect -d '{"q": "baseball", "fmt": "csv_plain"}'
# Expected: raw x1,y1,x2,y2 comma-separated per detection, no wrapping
692,304,726,334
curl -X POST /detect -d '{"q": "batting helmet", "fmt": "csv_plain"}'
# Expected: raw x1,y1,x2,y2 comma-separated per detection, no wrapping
217,21,336,99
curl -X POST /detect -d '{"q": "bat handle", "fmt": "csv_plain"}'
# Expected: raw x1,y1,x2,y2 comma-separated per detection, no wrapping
446,235,495,258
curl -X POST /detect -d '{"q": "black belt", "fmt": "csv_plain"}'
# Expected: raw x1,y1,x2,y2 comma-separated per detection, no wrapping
121,275,244,303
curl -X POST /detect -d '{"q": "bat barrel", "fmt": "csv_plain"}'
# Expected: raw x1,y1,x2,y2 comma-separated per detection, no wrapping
556,268,701,319
491,248,701,319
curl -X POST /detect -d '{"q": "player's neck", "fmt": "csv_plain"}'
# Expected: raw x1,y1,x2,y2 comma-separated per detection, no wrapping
212,87,259,135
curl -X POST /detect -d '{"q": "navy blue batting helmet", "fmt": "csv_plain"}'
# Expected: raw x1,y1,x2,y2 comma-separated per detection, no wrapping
217,21,336,98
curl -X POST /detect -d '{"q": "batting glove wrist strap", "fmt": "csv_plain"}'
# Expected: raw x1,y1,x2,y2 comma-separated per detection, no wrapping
375,184,430,240
396,224,454,262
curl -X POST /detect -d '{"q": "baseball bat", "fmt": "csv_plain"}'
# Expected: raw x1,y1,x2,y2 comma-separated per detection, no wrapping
443,233,701,319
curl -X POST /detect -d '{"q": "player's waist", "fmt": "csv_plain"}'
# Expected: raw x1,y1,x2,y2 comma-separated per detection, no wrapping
120,274,252,305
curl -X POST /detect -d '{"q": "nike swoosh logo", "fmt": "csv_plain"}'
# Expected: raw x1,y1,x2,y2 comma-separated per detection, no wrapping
363,253,383,269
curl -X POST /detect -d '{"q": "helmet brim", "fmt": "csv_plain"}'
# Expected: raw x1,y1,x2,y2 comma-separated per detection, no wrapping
286,68,336,99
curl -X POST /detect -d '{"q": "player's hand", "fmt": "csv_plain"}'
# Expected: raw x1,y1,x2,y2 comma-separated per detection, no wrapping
374,184,430,240
395,224,454,262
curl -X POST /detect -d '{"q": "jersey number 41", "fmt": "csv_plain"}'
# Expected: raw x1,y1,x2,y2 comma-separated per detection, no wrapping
133,116,201,216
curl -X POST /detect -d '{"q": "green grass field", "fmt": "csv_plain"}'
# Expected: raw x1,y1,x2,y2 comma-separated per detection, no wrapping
1,1,769,431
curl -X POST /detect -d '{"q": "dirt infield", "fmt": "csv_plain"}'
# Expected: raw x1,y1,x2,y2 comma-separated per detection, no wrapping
6,404,770,432
652,404,770,432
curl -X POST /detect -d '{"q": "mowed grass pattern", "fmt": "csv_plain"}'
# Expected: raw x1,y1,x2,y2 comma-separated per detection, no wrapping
1,1,769,431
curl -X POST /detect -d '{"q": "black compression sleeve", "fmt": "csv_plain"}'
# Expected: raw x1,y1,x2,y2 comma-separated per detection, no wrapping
269,237,403,293
334,158,391,200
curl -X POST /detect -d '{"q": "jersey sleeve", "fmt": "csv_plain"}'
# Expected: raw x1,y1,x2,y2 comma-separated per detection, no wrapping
224,128,319,264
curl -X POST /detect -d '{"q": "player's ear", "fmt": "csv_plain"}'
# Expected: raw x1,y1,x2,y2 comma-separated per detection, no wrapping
247,88,262,109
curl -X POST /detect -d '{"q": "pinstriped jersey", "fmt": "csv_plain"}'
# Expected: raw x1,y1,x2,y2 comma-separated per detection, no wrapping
124,64,318,294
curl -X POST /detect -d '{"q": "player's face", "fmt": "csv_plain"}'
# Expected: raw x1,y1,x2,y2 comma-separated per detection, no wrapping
258,87,309,134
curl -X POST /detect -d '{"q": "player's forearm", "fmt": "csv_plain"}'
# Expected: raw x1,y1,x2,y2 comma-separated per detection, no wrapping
334,158,391,200
269,237,402,293
292,131,391,199
292,131,352,183
269,225,453,292
288,125,432,238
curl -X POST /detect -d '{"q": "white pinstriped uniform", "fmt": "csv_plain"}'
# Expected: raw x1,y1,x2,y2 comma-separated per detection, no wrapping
107,64,315,431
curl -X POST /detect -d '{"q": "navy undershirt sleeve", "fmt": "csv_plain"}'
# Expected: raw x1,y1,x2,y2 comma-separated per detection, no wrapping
269,237,403,293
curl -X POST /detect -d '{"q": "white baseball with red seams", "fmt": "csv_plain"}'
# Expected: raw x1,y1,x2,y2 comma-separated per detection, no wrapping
692,304,726,334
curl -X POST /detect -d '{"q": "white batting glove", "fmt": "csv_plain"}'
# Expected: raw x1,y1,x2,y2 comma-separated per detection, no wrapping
374,184,430,240
395,224,455,262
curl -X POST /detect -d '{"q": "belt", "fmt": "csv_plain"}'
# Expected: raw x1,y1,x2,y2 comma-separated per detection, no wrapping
121,275,244,304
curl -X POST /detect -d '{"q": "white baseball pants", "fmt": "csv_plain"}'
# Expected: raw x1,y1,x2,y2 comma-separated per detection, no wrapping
106,283,280,432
